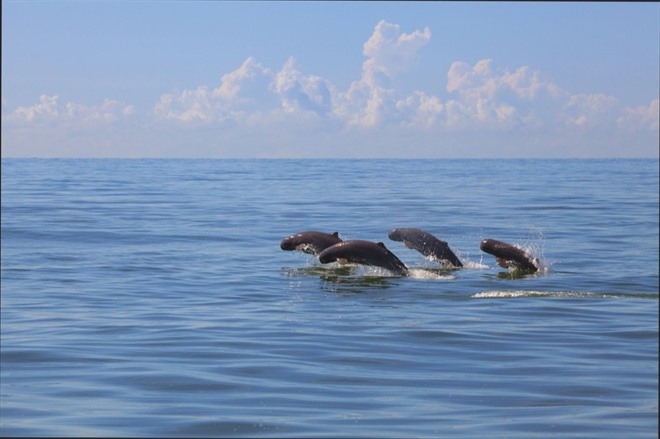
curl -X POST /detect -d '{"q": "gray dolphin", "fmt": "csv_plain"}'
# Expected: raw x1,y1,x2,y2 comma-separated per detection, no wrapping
388,228,463,268
318,240,409,276
280,231,342,256
479,239,538,273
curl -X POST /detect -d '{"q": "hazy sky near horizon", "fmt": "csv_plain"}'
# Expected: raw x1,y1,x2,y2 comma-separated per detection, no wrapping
2,1,658,158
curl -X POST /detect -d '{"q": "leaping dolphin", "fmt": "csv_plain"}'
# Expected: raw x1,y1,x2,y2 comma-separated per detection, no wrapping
318,240,409,276
479,239,538,273
388,228,463,268
280,231,342,256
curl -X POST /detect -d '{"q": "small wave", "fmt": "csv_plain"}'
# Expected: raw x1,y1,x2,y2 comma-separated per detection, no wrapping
472,290,657,299
473,290,588,298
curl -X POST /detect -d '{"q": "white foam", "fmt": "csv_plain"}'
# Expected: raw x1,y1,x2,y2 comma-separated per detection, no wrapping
472,290,599,298
407,268,455,280
344,265,454,279
353,265,400,277
462,260,490,270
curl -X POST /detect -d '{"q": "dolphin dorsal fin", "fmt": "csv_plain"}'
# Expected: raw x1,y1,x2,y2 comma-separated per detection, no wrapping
332,232,339,237
377,242,386,248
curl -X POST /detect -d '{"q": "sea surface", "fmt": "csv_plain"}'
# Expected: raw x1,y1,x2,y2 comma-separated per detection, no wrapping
1,158,658,438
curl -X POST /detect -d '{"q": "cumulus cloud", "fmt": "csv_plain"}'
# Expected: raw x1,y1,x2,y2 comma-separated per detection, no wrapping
66,99,134,123
442,59,570,130
272,57,333,115
212,56,272,102
617,98,659,131
332,20,432,128
447,59,564,101
148,20,434,129
395,91,443,128
154,87,216,123
153,57,273,123
362,20,431,86
3,94,134,124
560,93,619,127
9,95,60,122
3,19,657,157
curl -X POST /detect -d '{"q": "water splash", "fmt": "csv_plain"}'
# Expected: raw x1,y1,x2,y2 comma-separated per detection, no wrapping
482,226,551,274
462,260,490,270
352,265,401,277
407,268,455,280
517,225,551,273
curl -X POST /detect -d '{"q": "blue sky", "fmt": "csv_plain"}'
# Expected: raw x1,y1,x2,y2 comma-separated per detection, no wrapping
2,1,658,158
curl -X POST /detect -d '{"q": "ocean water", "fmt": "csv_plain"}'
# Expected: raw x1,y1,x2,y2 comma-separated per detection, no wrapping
1,158,658,438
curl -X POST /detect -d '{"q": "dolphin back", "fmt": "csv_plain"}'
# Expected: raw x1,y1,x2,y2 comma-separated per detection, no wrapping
280,231,342,255
479,239,538,272
318,240,409,275
389,228,463,268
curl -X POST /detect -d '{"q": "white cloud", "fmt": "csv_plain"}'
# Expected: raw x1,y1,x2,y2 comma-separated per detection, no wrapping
334,81,397,128
2,20,657,158
442,59,571,130
617,98,659,131
153,86,215,123
212,56,272,102
561,93,619,127
332,20,432,128
362,20,431,86
3,94,134,124
153,57,274,124
272,57,333,115
66,99,134,122
395,91,443,128
447,59,564,101
10,94,60,122
151,20,434,129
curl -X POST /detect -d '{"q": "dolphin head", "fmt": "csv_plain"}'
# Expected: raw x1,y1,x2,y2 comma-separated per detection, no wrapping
479,239,497,253
280,234,301,251
388,229,404,241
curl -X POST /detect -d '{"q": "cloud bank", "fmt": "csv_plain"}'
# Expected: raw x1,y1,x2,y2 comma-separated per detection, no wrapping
2,20,658,157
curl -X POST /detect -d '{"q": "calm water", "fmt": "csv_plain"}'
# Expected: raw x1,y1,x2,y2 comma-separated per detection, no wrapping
1,158,658,438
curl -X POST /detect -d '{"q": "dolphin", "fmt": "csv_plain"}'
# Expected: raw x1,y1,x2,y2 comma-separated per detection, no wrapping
388,228,463,268
280,231,342,256
318,240,409,276
479,239,538,273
